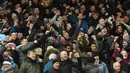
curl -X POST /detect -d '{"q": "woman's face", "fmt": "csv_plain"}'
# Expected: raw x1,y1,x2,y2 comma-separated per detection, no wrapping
121,50,128,59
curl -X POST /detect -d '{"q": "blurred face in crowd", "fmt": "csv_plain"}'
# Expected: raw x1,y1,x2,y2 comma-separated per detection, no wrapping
65,46,71,52
98,3,104,9
53,62,60,70
3,51,12,57
45,1,50,7
114,42,120,49
99,18,105,25
21,39,28,45
34,8,40,14
63,31,69,39
94,55,100,62
66,23,72,31
101,28,108,35
27,51,36,60
80,5,86,11
91,44,97,52
116,26,123,33
123,34,130,41
122,41,128,48
116,57,122,62
73,52,80,58
60,51,68,61
48,37,55,45
101,8,106,14
58,16,63,22
75,9,79,14
126,9,130,15
63,15,68,22
60,37,66,45
16,7,22,13
10,32,17,40
88,27,93,34
78,13,84,20
90,5,95,12
3,63,11,69
116,12,122,17
121,50,128,59
113,62,121,72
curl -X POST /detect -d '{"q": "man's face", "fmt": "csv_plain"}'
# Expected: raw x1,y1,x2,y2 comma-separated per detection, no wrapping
60,37,66,45
58,16,63,22
91,44,96,51
21,39,28,45
28,52,36,60
3,64,11,68
117,26,123,33
101,28,108,35
11,33,17,40
60,51,68,61
34,8,39,14
122,41,128,48
53,62,60,69
63,32,69,39
114,63,120,72
99,19,105,25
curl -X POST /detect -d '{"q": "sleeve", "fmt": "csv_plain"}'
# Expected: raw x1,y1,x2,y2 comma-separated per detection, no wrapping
20,63,26,73
123,23,130,31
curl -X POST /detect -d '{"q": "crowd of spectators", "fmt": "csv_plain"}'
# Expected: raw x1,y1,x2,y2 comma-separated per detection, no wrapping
0,0,130,73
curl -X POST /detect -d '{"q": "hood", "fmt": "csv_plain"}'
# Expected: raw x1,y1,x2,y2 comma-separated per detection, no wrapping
85,63,97,71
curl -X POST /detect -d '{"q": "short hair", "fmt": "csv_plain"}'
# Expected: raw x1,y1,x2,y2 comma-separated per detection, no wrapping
27,50,35,55
113,62,120,68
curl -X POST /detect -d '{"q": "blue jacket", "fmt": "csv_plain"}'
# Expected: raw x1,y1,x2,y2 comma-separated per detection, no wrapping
43,60,53,73
68,15,89,34
95,61,109,73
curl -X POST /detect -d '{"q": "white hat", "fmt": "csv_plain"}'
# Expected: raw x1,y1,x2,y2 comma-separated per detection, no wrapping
3,61,11,65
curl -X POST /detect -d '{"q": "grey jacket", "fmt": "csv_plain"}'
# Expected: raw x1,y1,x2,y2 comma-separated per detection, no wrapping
84,63,102,73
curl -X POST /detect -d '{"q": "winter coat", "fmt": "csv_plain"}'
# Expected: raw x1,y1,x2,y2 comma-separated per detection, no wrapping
95,61,109,73
120,60,130,73
20,57,41,73
45,67,60,73
59,59,72,73
16,42,37,65
43,60,53,73
44,48,60,65
0,61,19,73
0,65,19,73
83,63,102,73
71,58,83,73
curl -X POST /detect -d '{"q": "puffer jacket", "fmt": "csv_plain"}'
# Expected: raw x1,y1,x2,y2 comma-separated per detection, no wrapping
20,57,41,73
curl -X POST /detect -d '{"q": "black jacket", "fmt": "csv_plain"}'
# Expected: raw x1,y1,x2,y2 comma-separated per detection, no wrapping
46,67,60,73
59,59,72,73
